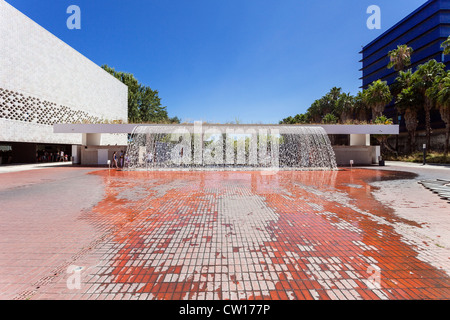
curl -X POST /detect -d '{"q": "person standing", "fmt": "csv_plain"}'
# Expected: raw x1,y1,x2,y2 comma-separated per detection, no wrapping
120,150,124,168
112,151,118,169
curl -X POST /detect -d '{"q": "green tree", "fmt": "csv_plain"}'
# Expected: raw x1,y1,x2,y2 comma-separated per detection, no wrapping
437,72,450,155
427,71,450,155
322,113,338,124
328,87,343,102
388,45,413,72
374,115,393,125
442,35,450,56
324,87,342,117
387,44,414,139
306,87,343,123
102,65,177,124
414,59,446,149
295,113,310,124
394,70,423,152
335,92,355,123
279,113,310,124
354,91,369,122
307,99,323,123
363,80,392,120
169,116,181,124
279,116,294,124
138,86,167,123
102,65,140,122
373,115,396,154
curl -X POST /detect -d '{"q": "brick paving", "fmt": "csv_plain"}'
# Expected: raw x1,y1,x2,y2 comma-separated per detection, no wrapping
0,166,449,300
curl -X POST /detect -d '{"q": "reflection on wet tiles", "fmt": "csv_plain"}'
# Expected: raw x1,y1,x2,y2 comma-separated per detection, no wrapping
81,169,450,300
343,184,364,189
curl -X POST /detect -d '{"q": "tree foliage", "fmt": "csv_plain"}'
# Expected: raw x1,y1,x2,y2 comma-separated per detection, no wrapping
393,70,422,152
426,70,450,154
322,113,338,124
388,45,413,72
414,59,446,147
442,35,450,56
102,65,180,124
280,87,372,125
362,80,392,119
278,37,450,155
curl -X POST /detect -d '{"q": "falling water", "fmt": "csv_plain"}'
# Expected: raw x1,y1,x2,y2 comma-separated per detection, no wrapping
124,124,337,171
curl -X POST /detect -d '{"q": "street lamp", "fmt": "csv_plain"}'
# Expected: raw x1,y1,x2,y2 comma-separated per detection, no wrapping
423,144,427,165
396,115,401,152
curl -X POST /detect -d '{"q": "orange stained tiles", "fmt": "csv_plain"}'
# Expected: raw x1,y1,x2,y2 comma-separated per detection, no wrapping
78,169,450,300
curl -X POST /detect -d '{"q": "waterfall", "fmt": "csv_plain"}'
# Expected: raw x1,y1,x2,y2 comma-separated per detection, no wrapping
124,124,337,171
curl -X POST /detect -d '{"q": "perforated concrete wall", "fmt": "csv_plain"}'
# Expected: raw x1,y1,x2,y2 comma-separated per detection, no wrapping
0,0,128,145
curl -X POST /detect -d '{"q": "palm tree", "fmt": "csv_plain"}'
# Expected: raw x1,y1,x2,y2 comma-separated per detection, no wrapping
306,87,345,123
390,68,412,96
363,80,392,120
336,92,355,123
354,91,370,122
442,36,450,56
373,115,397,154
293,113,310,124
308,99,323,123
394,70,423,152
428,71,450,155
414,59,446,149
388,44,414,141
328,87,342,101
437,73,450,155
279,116,294,124
388,45,414,72
322,113,338,124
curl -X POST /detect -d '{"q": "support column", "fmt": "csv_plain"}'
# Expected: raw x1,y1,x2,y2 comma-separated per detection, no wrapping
71,145,81,164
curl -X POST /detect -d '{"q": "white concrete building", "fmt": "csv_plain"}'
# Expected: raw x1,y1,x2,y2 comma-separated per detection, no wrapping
0,0,128,164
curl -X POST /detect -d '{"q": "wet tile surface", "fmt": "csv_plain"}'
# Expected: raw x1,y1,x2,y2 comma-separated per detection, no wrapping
1,167,449,300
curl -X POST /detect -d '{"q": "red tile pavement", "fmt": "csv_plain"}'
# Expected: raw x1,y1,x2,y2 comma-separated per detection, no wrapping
0,167,449,300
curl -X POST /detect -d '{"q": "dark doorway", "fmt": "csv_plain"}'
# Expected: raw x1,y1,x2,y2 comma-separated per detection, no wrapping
0,142,72,164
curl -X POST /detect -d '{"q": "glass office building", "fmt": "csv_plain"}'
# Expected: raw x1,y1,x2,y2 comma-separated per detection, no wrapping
360,0,450,130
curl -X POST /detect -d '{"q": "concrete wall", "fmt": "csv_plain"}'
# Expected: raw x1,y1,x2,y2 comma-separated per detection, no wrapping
72,145,81,164
80,146,126,166
387,129,448,153
0,0,128,145
0,118,82,145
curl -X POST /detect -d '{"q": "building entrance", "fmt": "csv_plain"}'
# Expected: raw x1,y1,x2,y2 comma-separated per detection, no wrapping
0,142,72,164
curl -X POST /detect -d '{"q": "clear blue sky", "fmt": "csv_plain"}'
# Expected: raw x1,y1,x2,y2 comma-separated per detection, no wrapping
6,0,427,124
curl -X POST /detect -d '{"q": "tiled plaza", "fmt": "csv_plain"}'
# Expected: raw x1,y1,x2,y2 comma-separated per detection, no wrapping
0,164,449,300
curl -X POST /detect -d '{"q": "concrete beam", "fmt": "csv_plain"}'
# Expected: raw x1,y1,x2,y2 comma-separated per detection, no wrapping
54,123,400,135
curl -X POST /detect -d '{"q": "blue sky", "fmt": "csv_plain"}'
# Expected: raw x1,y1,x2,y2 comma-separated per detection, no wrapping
6,0,427,124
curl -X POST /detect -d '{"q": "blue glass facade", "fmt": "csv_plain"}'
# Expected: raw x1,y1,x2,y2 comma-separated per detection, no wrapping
360,0,450,129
